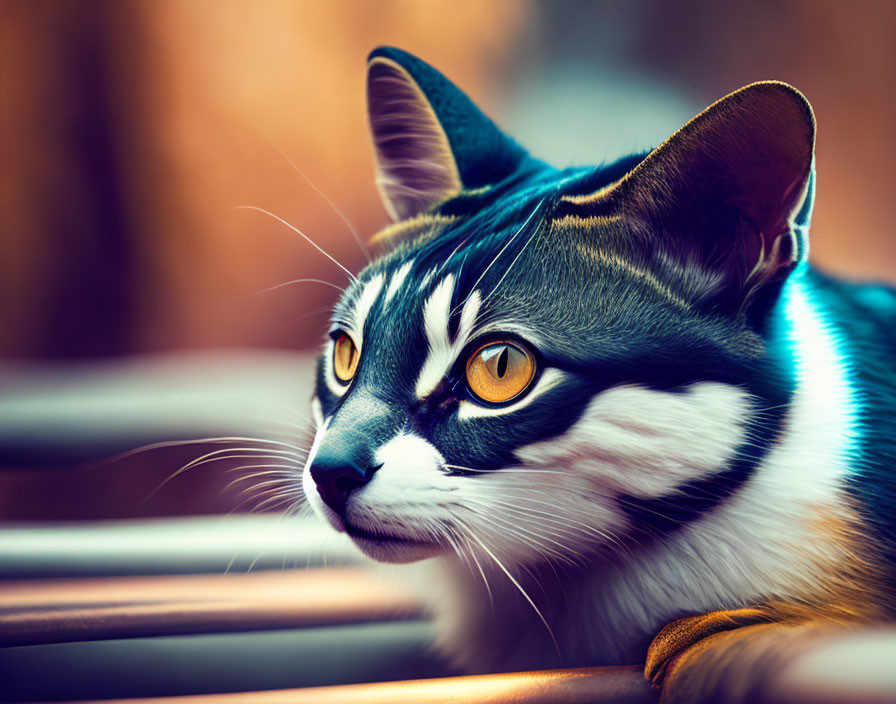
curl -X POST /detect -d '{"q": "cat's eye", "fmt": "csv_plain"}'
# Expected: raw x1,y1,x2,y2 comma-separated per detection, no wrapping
465,341,536,404
332,333,359,383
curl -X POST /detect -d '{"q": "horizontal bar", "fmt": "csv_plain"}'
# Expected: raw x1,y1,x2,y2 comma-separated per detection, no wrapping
0,351,314,468
0,623,448,701
0,568,422,646
95,666,658,704
0,515,359,578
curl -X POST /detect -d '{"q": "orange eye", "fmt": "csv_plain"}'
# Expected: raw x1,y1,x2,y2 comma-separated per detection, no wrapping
465,341,536,404
333,333,359,383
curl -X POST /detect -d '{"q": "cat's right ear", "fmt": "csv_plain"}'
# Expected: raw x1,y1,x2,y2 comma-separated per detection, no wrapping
366,47,528,222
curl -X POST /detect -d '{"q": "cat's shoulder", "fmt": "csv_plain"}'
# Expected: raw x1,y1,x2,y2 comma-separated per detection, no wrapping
806,266,896,338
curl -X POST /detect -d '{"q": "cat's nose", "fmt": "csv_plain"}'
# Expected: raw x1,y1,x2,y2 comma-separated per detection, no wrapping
309,451,381,516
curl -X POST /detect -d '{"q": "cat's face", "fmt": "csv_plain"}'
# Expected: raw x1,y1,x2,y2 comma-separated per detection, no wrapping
301,48,814,566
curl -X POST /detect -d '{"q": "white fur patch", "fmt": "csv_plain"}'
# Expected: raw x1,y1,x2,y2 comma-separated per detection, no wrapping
373,433,447,486
323,275,384,398
310,395,323,428
516,381,752,498
415,275,481,399
322,340,348,398
418,267,436,291
384,260,414,303
352,274,384,340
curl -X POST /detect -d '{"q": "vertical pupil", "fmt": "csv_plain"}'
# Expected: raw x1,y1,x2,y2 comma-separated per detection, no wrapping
496,346,508,378
338,337,354,376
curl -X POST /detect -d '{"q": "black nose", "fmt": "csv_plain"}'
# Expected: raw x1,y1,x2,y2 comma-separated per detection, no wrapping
310,452,380,516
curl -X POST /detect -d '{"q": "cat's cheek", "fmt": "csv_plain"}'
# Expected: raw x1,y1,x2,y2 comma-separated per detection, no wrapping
446,470,622,567
515,382,753,499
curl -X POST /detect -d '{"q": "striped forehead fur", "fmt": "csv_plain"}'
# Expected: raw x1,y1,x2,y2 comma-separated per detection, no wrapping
353,274,384,340
368,213,457,249
384,259,414,303
416,274,481,399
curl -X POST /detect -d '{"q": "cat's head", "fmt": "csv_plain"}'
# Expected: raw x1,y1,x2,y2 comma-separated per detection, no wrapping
302,47,814,565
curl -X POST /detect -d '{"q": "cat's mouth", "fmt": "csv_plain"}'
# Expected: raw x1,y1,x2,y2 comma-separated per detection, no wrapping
343,520,445,563
344,520,431,545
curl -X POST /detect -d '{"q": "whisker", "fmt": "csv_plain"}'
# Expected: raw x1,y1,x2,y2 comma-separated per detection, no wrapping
250,492,299,514
99,435,304,466
469,510,582,568
237,479,298,498
241,114,370,263
463,527,560,655
234,205,359,284
292,304,338,325
454,530,493,608
479,211,549,310
444,464,570,477
254,278,346,296
148,447,305,499
183,448,304,471
478,497,624,554
452,197,545,316
222,468,297,492
460,507,576,567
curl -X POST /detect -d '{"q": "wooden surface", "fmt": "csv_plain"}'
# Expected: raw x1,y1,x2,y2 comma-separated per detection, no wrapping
0,567,420,647
93,667,658,704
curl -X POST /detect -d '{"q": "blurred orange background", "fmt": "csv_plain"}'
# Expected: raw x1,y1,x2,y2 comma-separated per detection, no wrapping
2,0,894,361
1,0,895,521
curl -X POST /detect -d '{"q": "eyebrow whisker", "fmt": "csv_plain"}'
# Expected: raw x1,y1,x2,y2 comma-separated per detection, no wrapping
452,197,545,317
234,205,359,284
240,113,371,264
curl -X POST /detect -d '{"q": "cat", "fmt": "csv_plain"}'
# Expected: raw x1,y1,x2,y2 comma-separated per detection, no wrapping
299,46,896,703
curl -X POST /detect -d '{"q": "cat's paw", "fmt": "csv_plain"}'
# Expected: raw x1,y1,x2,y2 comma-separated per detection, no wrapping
645,607,771,688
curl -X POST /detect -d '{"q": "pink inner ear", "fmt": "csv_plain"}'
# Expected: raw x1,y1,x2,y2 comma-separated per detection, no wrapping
367,58,462,221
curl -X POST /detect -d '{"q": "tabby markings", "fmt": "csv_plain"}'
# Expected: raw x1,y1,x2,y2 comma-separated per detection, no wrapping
384,260,414,303
416,274,481,399
324,274,384,397
352,274,385,341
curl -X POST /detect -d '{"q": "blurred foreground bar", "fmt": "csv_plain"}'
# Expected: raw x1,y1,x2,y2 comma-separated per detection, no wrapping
0,567,418,647
0,623,446,702
95,667,657,704
0,514,358,578
0,351,315,468
0,566,444,702
0,566,659,703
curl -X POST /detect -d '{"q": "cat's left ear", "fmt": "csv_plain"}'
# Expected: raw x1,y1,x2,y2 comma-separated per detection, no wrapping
568,81,815,315
366,47,529,222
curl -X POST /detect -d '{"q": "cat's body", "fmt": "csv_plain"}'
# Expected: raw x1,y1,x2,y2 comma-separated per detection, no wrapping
299,47,895,702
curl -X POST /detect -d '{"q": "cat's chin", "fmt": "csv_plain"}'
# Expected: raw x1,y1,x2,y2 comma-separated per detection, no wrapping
344,524,446,563
351,537,444,563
